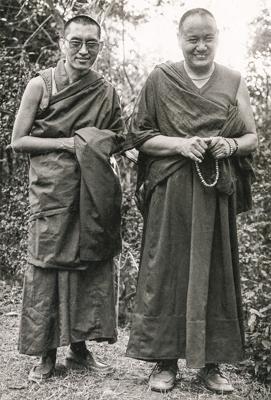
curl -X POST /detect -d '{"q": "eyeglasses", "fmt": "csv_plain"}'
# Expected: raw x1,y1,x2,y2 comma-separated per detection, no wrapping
65,38,102,53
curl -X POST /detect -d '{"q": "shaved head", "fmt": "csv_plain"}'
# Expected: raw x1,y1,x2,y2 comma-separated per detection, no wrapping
63,15,101,38
179,8,216,34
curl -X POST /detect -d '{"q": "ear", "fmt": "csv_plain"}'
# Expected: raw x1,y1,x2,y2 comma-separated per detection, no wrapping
216,29,219,43
59,37,66,54
177,31,182,49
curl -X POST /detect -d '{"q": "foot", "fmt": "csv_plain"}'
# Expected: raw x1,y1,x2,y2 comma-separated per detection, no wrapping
28,349,56,383
198,363,234,394
149,359,178,392
64,343,112,374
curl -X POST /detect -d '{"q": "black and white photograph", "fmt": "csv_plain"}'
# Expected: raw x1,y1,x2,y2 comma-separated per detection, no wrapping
0,0,270,399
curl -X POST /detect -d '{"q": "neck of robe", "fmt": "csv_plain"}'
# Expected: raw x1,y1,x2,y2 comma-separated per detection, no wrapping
64,61,91,84
184,61,215,88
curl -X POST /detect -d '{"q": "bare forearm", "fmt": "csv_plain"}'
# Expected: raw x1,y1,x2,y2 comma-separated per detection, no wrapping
11,136,75,154
140,135,209,162
140,135,184,156
234,133,258,156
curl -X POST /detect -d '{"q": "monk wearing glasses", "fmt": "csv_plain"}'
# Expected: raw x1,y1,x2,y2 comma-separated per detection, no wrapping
11,15,124,382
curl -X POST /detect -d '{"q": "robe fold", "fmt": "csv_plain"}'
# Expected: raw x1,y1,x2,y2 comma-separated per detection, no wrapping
28,60,124,269
126,61,254,368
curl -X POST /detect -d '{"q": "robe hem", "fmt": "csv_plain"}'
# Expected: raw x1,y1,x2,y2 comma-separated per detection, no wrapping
19,334,117,356
28,257,84,271
125,352,245,368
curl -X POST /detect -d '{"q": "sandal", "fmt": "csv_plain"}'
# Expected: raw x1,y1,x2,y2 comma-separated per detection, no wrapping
28,349,56,383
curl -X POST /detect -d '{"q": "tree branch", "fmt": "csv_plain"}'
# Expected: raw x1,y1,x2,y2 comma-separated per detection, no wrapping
15,0,28,18
120,0,134,94
22,15,52,49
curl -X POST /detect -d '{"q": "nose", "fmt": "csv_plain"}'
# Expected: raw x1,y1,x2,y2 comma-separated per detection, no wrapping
79,41,88,54
196,40,207,51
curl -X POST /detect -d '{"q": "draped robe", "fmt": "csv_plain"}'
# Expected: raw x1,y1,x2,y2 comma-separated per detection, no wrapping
28,60,124,269
125,61,254,368
19,60,124,355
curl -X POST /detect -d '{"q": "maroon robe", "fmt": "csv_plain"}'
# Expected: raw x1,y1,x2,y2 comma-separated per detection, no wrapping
19,60,124,355
28,60,124,269
125,61,254,368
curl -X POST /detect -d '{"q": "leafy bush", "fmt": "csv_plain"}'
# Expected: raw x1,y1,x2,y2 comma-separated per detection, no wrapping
237,129,271,383
0,53,33,281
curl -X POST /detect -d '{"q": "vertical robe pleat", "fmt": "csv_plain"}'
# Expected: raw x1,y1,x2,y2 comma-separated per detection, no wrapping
126,164,244,367
19,260,117,355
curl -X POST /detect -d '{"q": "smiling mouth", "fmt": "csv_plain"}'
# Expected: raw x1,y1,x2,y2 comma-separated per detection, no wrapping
76,58,90,62
194,54,208,58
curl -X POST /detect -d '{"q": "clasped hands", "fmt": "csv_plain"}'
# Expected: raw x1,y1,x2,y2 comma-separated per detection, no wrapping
179,136,237,163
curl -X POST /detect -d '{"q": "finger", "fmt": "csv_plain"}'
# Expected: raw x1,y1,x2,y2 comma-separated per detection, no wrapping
194,142,207,153
193,149,204,159
197,139,209,150
197,142,208,152
208,138,221,150
211,140,227,152
213,150,226,159
208,142,218,150
193,137,208,151
212,146,223,155
189,152,203,163
208,144,221,153
203,138,212,145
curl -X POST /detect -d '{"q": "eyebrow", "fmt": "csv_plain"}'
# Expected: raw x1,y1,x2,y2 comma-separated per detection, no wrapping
185,33,216,38
69,37,99,42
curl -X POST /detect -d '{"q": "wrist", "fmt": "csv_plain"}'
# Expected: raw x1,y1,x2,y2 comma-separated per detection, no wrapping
55,138,65,151
175,138,187,156
57,138,74,152
231,138,239,155
224,138,238,157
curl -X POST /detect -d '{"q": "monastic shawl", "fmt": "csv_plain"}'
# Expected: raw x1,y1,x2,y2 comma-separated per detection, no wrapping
124,62,254,214
28,61,124,269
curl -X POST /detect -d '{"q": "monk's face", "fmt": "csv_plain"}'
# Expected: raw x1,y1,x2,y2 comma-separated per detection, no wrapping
60,22,101,72
178,14,218,74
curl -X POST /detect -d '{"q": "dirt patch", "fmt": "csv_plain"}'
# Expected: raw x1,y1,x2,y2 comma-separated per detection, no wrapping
0,281,270,400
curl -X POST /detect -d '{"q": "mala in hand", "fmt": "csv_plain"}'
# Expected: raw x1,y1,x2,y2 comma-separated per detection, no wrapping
194,137,238,188
194,159,219,188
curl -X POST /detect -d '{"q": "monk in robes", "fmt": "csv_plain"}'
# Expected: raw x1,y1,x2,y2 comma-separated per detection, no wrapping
125,8,257,394
11,15,124,382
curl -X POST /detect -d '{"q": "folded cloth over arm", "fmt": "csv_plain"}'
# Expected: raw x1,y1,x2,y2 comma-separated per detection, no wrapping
75,127,122,261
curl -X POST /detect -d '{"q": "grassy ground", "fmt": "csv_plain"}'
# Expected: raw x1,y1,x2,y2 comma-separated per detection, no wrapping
0,280,270,400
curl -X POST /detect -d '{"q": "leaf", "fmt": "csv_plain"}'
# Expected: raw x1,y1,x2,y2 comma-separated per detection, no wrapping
261,340,271,349
248,314,257,331
250,308,264,317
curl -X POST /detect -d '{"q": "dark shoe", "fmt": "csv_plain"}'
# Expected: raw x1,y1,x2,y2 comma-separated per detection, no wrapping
149,359,178,392
64,346,113,374
198,364,234,394
28,349,56,383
